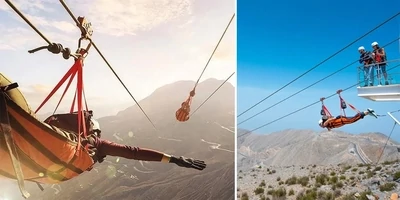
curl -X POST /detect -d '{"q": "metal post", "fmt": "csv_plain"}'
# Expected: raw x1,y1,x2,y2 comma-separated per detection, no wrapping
387,112,400,125
357,67,362,87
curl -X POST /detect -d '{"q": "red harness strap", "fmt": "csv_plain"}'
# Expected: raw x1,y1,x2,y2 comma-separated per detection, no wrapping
337,89,359,117
320,97,332,117
35,62,79,114
35,58,87,152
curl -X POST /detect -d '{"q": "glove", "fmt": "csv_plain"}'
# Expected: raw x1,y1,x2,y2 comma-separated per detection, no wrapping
170,156,206,171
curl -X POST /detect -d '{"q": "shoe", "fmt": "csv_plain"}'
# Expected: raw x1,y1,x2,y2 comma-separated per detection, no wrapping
367,108,378,118
369,83,373,86
385,81,389,85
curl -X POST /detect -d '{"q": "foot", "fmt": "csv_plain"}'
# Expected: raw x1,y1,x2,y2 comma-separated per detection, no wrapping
367,108,378,118
385,81,389,85
369,83,373,86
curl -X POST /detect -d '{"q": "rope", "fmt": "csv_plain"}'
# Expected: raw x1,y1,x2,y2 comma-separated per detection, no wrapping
193,13,235,90
238,37,400,125
4,0,52,45
190,72,235,117
91,42,157,130
237,11,400,118
238,63,400,138
376,123,397,164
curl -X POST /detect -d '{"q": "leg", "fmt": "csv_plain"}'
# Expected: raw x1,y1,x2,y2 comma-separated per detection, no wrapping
369,66,374,86
376,65,381,85
341,112,365,125
363,67,369,86
95,138,164,161
381,65,389,85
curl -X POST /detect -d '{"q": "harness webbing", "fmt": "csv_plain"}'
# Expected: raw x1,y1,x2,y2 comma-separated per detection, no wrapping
35,59,87,152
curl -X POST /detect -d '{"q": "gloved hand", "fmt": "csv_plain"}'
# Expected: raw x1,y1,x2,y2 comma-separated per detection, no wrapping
170,156,206,171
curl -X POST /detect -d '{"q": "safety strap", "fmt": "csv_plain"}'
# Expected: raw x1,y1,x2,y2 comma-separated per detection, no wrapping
76,60,87,152
70,85,88,113
320,98,332,117
0,83,19,92
70,89,77,113
53,69,78,114
337,89,359,116
0,87,30,199
35,62,79,114
35,59,87,152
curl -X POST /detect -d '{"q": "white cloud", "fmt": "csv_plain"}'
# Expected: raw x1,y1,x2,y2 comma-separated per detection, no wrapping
76,0,193,36
0,0,236,116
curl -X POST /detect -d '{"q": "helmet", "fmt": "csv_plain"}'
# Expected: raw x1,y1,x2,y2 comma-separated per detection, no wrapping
358,46,365,51
318,119,323,125
371,42,378,47
90,118,101,133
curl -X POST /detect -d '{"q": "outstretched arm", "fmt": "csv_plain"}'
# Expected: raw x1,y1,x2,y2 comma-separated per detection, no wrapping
96,139,206,170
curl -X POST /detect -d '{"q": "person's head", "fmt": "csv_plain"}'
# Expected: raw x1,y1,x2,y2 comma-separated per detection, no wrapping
358,46,365,54
318,119,324,128
371,41,379,50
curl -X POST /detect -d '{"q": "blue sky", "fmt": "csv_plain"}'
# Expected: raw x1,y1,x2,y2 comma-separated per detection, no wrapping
237,0,400,140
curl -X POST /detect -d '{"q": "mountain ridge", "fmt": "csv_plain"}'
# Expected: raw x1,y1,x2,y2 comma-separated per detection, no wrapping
238,128,399,171
0,78,235,200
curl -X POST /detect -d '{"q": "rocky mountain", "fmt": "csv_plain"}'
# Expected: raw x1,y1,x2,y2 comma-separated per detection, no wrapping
237,129,400,171
237,162,400,200
237,129,400,200
0,78,235,200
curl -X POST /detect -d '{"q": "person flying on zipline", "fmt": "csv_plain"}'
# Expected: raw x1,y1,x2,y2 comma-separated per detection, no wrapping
44,111,207,171
318,90,378,131
318,108,377,131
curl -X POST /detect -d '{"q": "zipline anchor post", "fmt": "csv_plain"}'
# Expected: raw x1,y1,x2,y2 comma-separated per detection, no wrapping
387,112,400,126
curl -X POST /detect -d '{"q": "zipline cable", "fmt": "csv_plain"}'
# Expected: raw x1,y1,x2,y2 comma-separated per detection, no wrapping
238,37,400,125
59,0,157,130
4,0,52,45
238,63,400,138
237,11,400,118
193,13,235,90
6,0,157,130
190,72,235,117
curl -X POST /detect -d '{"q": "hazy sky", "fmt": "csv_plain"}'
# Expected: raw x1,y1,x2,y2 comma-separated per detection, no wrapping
237,0,400,140
0,0,236,118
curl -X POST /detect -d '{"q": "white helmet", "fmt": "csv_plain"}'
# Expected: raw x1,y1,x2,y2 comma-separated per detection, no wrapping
318,119,323,125
91,118,101,132
371,42,378,47
358,46,365,51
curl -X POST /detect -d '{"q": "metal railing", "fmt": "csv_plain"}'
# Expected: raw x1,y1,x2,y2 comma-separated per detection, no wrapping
357,59,400,87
